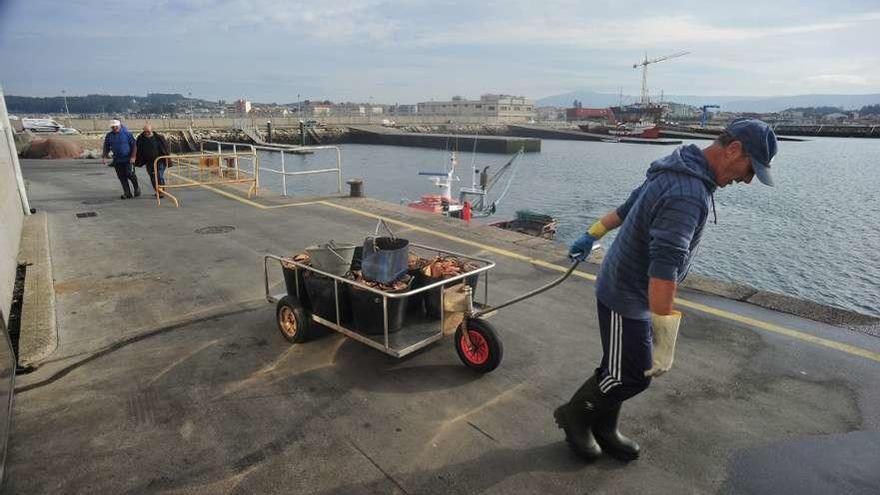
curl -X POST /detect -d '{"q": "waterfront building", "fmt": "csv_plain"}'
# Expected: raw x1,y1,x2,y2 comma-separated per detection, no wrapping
664,101,699,120
385,104,418,116
417,94,535,123
536,106,564,122
310,105,332,116
823,112,849,123
234,99,251,114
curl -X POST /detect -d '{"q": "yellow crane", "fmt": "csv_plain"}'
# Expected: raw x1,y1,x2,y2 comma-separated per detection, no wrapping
633,51,689,106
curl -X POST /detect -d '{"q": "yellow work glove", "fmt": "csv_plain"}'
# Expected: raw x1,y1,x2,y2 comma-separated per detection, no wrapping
645,311,682,378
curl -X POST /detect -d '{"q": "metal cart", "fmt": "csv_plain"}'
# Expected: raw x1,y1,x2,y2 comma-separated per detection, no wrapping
263,241,585,373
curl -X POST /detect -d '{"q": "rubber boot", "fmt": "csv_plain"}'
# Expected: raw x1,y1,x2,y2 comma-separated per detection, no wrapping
553,374,604,461
592,402,640,461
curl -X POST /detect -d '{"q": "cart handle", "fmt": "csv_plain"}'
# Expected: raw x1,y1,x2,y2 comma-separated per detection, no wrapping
470,258,581,319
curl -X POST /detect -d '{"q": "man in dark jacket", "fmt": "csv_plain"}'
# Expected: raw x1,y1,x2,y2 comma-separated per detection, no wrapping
102,119,140,199
135,123,170,197
556,118,778,462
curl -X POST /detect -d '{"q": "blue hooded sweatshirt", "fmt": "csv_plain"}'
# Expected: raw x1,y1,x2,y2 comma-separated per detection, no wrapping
103,125,136,164
595,144,717,320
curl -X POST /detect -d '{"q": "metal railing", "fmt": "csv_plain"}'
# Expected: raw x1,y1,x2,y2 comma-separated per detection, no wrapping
200,140,258,180
203,140,343,197
155,146,259,207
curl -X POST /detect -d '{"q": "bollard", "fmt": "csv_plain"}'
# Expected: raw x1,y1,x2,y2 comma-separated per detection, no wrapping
266,120,273,143
346,179,364,197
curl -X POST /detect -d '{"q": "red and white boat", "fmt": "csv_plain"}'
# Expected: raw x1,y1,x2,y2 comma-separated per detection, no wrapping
407,147,524,219
579,121,660,139
407,151,464,215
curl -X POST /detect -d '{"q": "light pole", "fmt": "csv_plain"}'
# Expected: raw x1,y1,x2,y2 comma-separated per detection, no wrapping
297,93,301,118
61,90,71,126
368,96,373,123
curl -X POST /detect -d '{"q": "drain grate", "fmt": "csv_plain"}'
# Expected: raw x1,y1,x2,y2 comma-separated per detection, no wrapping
75,212,98,219
195,225,235,235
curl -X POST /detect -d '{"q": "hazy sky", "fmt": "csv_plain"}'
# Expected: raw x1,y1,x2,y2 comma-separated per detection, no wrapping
1,0,878,103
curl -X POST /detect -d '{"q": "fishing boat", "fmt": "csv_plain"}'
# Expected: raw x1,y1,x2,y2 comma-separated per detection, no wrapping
407,145,524,218
407,151,464,215
580,121,660,139
609,121,660,138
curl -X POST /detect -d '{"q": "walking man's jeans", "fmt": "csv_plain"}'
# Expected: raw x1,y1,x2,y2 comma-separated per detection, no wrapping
113,162,139,196
147,162,167,192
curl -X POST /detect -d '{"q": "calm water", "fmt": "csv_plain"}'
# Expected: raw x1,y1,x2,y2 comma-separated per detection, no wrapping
255,137,880,317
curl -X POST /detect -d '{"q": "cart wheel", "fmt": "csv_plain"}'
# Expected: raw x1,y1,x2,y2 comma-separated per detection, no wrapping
276,296,311,343
455,318,503,373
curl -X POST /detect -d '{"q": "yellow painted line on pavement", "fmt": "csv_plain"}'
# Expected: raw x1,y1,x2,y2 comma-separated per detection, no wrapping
316,200,599,281
165,174,322,210
182,182,880,364
263,200,328,209
675,298,880,363
316,200,880,364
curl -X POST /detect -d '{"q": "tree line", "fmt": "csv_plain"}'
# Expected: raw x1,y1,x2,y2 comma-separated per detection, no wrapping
783,105,880,116
5,93,197,115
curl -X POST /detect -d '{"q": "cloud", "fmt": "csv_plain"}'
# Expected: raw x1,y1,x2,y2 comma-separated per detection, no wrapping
2,1,879,101
412,12,880,49
805,74,870,86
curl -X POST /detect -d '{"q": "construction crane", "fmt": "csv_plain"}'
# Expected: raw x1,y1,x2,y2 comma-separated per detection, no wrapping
633,51,690,106
700,104,720,127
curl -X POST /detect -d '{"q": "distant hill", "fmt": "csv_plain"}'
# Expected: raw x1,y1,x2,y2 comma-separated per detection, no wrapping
6,93,208,115
537,90,880,113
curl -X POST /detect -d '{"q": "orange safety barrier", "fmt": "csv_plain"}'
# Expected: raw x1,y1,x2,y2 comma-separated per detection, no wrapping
153,149,259,207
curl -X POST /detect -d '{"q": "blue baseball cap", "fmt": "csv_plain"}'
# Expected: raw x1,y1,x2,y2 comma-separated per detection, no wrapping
726,118,778,186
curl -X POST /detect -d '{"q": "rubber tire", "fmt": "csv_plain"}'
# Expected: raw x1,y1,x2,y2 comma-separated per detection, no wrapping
455,318,503,373
276,296,311,343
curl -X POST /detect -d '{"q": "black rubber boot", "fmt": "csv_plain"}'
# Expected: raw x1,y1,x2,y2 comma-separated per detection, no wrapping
592,402,640,461
554,374,604,461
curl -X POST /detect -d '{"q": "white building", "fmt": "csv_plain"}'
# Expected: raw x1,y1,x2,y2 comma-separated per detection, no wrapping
311,105,332,116
234,99,251,114
417,94,535,122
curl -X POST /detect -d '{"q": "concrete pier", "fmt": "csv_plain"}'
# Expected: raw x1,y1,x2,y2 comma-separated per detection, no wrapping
349,125,541,153
660,127,807,142
7,158,880,494
508,125,683,145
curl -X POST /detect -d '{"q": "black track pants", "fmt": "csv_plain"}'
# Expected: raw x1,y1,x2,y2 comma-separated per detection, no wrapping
113,162,139,195
595,300,652,402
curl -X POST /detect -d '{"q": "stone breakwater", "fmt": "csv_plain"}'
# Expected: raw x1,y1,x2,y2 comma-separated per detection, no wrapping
189,124,519,147
396,124,513,135
31,124,524,157
193,127,351,146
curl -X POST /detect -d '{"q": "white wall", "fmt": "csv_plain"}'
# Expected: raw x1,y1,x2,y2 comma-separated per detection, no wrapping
0,97,25,324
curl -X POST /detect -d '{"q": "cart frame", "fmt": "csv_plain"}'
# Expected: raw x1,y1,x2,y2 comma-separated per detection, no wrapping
264,243,495,358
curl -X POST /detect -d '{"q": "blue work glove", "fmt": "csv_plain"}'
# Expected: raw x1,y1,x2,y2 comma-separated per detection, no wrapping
568,233,596,261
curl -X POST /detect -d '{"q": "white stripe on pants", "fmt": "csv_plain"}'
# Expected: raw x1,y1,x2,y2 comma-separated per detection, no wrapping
600,311,623,393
